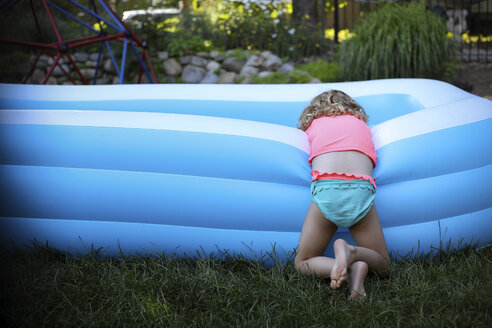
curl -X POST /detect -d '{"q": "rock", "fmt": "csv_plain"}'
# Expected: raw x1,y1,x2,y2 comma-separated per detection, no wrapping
89,53,100,61
258,71,274,78
164,76,178,83
35,59,49,70
218,71,237,84
157,51,169,60
163,58,182,76
244,55,263,67
181,65,206,83
309,78,322,83
196,51,210,59
262,53,282,71
80,68,96,80
85,60,98,68
239,65,259,77
52,64,70,77
39,54,51,63
200,71,219,84
239,76,253,84
103,59,115,73
96,77,111,84
222,57,246,73
206,61,220,72
29,68,46,84
277,63,295,74
46,76,58,85
214,53,226,62
190,56,208,68
259,51,272,59
74,52,89,62
209,50,221,59
179,55,192,65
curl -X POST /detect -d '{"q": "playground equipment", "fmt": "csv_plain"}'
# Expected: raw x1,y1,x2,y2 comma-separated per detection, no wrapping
0,0,157,84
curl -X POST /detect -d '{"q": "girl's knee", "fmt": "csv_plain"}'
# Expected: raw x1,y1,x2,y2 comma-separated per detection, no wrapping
294,254,308,272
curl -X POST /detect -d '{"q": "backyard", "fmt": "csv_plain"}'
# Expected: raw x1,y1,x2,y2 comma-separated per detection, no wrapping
1,1,491,326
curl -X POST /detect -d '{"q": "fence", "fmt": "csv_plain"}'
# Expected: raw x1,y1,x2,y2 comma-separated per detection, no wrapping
152,0,491,62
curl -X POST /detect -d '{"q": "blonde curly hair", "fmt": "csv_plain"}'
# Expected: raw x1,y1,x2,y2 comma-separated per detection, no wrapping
298,90,368,131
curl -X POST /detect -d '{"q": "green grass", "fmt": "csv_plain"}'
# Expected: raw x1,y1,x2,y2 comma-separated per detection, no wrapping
1,243,491,327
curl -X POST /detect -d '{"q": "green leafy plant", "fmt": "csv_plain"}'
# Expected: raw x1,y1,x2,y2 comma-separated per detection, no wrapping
288,69,312,83
298,59,340,82
251,72,289,84
166,34,214,57
337,1,454,81
251,69,313,84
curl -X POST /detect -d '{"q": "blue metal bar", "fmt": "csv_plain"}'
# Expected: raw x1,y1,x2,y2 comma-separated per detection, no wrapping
90,0,105,35
128,41,154,83
119,38,128,84
66,0,123,33
0,0,19,15
104,40,120,77
97,0,126,32
92,41,104,85
47,0,99,34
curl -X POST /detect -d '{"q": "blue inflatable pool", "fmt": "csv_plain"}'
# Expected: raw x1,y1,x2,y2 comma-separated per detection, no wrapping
0,80,491,261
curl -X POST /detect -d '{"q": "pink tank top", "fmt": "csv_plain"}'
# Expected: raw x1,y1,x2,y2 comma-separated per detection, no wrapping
305,115,378,188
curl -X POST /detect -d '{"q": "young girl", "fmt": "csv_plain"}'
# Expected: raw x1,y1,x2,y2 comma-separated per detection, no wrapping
294,90,390,299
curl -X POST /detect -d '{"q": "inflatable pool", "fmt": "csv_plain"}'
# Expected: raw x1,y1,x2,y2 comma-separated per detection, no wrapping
1,80,491,261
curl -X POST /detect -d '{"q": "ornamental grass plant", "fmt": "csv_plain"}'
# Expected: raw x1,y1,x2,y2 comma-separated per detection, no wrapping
337,1,455,81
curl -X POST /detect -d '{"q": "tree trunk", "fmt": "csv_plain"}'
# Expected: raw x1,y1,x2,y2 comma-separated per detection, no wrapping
181,0,192,12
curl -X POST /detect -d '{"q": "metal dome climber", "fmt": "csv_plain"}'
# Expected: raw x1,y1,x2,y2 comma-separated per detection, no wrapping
0,0,158,84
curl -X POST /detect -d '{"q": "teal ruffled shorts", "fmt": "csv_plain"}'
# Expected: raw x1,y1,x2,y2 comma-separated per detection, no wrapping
311,179,376,228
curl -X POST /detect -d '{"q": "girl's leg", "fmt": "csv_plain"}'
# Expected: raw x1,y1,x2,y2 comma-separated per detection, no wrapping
348,261,368,299
331,205,390,288
294,201,338,277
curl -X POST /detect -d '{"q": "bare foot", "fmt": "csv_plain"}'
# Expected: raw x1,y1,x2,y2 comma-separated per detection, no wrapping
330,239,353,289
348,261,368,299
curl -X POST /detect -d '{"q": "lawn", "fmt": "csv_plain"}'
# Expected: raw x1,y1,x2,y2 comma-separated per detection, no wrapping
1,242,491,327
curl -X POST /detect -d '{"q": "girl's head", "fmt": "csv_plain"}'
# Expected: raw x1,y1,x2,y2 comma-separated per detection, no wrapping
298,90,368,131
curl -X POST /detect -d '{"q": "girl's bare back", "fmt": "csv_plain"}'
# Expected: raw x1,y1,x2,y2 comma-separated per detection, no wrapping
311,150,373,177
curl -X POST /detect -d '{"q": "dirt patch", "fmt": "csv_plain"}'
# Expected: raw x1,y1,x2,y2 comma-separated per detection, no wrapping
452,62,492,101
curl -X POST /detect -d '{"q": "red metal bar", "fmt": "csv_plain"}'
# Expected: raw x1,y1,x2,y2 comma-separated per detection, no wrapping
65,52,88,85
22,50,43,84
65,34,104,45
143,49,159,83
42,0,63,45
42,52,61,84
56,54,79,85
0,38,58,49
30,0,45,43
67,33,125,49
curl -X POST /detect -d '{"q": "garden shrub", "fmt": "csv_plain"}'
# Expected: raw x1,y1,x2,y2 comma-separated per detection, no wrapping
298,60,340,82
337,1,454,81
251,69,313,84
166,34,214,57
